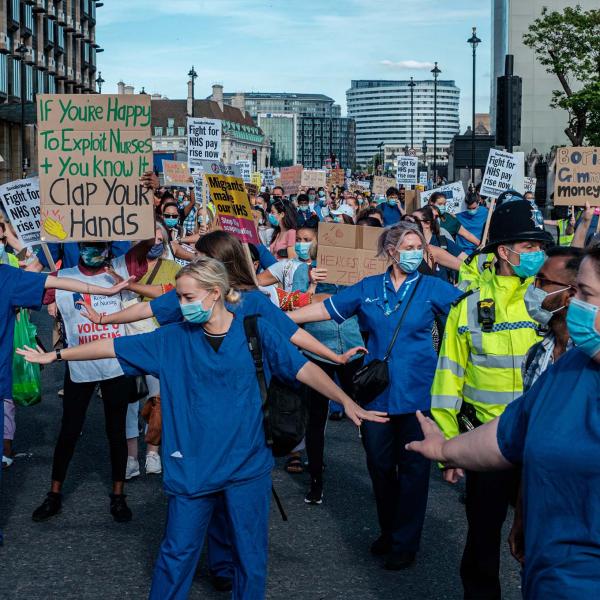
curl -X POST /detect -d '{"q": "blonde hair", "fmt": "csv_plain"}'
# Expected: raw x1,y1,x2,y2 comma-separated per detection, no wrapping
176,257,241,304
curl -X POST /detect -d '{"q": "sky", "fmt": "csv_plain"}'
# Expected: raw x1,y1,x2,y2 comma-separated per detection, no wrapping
96,0,492,130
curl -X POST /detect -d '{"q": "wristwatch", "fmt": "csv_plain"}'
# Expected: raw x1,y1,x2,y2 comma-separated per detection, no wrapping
55,349,63,362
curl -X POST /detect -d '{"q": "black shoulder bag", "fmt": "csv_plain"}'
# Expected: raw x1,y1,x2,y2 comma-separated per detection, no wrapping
352,276,421,406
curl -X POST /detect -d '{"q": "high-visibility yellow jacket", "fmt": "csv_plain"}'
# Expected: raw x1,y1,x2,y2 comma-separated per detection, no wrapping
431,272,541,439
457,253,495,291
557,219,575,246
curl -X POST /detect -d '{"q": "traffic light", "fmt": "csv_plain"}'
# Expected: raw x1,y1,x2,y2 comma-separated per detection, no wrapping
495,55,522,151
252,148,257,169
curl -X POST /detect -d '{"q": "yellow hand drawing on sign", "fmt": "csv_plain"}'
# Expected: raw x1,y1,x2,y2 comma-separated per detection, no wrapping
43,216,68,240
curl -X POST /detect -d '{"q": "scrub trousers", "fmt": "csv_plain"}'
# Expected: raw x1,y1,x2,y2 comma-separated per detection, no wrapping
361,414,430,553
460,469,519,600
149,472,271,600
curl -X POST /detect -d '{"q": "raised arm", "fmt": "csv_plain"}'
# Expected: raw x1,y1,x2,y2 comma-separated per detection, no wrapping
429,245,463,271
44,275,133,296
288,301,331,324
290,327,365,365
79,299,154,325
458,225,480,247
17,338,116,364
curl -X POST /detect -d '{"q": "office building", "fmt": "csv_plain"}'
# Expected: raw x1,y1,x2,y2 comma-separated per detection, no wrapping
0,0,101,183
346,79,461,168
224,91,355,169
491,0,597,154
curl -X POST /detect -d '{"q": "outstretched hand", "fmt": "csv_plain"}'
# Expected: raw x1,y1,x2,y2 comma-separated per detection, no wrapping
344,400,388,427
103,276,135,296
77,301,102,324
337,346,367,365
405,410,448,462
16,345,55,365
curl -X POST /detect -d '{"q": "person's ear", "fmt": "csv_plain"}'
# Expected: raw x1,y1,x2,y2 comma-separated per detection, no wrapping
496,245,510,262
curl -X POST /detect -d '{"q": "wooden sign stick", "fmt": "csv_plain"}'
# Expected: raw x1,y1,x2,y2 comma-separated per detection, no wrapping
479,198,496,250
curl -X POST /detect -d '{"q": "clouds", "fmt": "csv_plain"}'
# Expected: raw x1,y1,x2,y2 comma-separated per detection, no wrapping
380,60,436,70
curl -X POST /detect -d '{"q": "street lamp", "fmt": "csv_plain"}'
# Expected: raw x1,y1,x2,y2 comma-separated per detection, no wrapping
16,44,28,178
468,26,481,186
408,77,416,150
377,141,384,175
188,65,198,117
431,61,441,183
95,71,105,93
421,138,428,180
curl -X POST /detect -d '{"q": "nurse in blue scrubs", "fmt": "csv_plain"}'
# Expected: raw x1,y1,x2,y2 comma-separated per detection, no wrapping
405,246,600,599
19,257,387,599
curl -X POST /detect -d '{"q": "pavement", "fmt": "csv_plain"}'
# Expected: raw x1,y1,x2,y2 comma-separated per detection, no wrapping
0,310,522,599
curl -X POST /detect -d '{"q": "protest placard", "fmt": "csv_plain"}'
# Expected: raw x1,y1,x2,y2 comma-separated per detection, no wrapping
245,182,258,198
317,222,387,285
204,171,259,244
251,172,262,187
261,169,275,188
328,168,345,187
0,177,41,246
480,149,524,198
396,156,418,188
420,182,466,214
162,160,193,187
372,176,397,196
280,165,303,195
37,94,154,242
554,147,600,206
524,177,537,194
301,169,327,189
187,117,222,169
404,190,419,214
235,160,252,183
419,171,428,187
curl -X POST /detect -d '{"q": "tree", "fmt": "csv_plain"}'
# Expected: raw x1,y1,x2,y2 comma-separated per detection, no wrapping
523,5,600,146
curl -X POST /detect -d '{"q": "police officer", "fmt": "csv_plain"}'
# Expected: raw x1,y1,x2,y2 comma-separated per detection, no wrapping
430,199,554,599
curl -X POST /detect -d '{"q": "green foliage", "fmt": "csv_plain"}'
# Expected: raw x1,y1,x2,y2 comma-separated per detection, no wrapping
523,5,600,145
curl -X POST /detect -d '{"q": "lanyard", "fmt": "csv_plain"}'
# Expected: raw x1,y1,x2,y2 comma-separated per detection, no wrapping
382,272,418,317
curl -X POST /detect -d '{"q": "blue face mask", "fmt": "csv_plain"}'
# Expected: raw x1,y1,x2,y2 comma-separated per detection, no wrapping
180,295,215,325
318,190,325,198
147,243,164,259
295,241,311,260
164,217,179,228
437,204,447,215
299,205,309,213
507,248,545,278
308,194,316,202
268,213,279,227
387,198,398,206
566,298,600,358
394,249,423,273
79,246,108,267
467,207,478,215
333,215,343,223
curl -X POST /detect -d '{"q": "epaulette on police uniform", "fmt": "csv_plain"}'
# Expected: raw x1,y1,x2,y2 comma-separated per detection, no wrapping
451,288,478,308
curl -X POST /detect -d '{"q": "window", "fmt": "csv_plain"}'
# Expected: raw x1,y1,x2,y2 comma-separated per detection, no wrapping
177,127,185,136
154,127,163,137
167,118,174,128
36,68,45,95
25,64,33,101
58,26,65,48
166,127,174,137
48,73,56,93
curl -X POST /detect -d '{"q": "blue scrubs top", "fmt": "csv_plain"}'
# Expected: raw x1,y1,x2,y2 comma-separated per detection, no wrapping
497,349,600,598
380,203,402,227
115,316,307,497
150,288,299,340
324,270,461,414
429,233,463,282
257,244,277,269
455,206,488,254
38,241,131,269
0,266,47,399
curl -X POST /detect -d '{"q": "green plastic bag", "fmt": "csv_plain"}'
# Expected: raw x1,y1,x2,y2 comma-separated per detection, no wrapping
12,309,41,407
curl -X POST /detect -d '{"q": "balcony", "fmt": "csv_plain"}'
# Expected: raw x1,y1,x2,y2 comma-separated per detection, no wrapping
33,0,47,14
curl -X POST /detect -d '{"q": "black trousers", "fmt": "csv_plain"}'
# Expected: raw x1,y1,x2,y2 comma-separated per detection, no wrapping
304,356,363,480
460,469,519,600
51,367,134,484
361,414,430,553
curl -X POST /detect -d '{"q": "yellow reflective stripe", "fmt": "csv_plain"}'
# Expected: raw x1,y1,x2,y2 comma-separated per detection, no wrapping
463,384,517,405
469,354,526,369
437,356,465,378
465,291,483,352
431,394,460,410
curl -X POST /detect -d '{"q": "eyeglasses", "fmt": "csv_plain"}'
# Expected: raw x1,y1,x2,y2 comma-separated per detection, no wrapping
534,276,572,289
163,213,179,219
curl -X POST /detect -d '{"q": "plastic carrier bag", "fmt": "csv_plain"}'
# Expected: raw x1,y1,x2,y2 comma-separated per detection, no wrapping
12,310,42,407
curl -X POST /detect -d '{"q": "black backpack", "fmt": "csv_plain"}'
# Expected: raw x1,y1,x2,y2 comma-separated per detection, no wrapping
243,315,308,458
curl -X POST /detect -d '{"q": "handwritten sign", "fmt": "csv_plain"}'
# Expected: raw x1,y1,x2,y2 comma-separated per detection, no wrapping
301,169,327,189
554,147,600,206
0,177,41,246
524,177,537,194
420,182,466,214
328,168,345,187
480,149,524,199
245,182,258,198
235,160,252,183
187,117,222,169
279,165,303,195
261,169,274,188
396,156,418,187
372,176,396,197
204,172,259,244
162,160,193,187
37,94,154,242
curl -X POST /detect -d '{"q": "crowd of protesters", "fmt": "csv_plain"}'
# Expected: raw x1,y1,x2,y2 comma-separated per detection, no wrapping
2,169,600,599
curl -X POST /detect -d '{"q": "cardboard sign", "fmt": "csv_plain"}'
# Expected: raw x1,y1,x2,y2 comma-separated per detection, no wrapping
396,156,418,188
301,169,327,189
187,117,222,168
37,94,154,242
480,149,525,199
0,177,41,246
404,190,419,215
235,160,252,183
204,172,259,244
245,183,258,198
524,177,537,194
279,165,303,195
163,160,193,187
317,222,388,285
554,147,600,206
328,168,345,187
420,182,466,214
372,176,397,197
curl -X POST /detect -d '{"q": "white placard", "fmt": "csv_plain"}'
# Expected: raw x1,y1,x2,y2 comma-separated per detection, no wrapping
480,149,525,199
396,156,418,187
262,169,275,188
235,160,252,183
0,177,41,246
187,117,222,168
420,181,466,214
524,177,537,194
419,171,428,187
